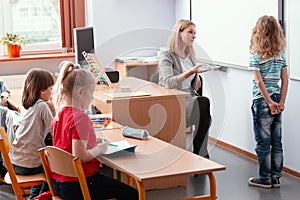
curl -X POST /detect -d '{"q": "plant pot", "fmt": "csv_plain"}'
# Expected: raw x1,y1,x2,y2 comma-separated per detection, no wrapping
7,44,21,58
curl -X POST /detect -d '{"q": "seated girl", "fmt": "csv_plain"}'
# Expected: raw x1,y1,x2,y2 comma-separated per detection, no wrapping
10,68,55,199
51,61,138,200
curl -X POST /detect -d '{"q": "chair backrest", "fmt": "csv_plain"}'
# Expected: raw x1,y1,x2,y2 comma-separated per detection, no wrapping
39,146,91,200
0,126,44,200
0,127,24,200
0,126,9,152
0,108,8,131
150,72,159,84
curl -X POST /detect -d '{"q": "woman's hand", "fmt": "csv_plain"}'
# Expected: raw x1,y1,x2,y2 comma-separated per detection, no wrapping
194,64,211,73
178,64,211,83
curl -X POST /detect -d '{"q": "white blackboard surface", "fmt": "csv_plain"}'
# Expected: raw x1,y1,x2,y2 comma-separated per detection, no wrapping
191,0,278,68
289,0,300,80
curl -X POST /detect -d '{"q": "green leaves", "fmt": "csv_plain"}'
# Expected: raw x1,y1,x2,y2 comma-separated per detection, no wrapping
0,33,25,46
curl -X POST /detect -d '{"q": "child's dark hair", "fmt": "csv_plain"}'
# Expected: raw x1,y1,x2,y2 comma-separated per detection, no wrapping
22,68,54,109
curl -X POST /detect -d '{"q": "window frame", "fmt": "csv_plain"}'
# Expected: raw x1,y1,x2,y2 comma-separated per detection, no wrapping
0,0,63,56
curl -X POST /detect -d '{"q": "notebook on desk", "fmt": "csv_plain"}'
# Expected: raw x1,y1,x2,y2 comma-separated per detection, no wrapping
105,91,151,99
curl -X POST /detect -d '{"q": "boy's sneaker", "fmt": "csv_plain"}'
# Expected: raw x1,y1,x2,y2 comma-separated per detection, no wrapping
248,177,272,189
272,178,280,188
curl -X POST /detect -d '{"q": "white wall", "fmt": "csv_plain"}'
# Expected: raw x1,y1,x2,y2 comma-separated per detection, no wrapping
278,0,300,173
85,0,93,26
282,80,300,172
175,0,190,20
92,0,176,67
288,0,300,80
202,68,256,152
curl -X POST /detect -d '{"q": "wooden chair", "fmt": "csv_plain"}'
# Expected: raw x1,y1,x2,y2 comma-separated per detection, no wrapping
0,126,46,200
39,146,91,200
149,71,159,84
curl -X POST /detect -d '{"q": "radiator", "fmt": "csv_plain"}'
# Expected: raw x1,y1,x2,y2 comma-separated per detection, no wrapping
0,74,26,89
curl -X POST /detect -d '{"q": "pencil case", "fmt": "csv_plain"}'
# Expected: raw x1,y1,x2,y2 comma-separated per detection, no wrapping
121,126,149,140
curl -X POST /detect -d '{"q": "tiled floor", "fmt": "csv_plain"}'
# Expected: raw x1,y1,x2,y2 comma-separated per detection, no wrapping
1,142,300,200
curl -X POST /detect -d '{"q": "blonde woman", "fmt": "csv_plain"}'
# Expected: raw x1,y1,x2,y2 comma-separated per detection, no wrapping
159,19,212,159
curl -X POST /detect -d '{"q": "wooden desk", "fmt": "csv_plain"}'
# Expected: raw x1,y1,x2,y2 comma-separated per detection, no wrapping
93,77,189,149
102,120,123,130
116,62,158,81
97,128,226,199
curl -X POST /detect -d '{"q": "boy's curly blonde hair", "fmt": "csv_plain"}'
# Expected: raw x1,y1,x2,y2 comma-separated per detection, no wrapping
250,15,286,59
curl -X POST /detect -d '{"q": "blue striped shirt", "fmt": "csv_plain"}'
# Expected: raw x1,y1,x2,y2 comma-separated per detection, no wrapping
248,52,287,100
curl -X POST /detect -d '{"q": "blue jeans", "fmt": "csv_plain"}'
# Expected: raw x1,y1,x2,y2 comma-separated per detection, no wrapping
251,93,283,183
52,171,138,200
13,164,48,199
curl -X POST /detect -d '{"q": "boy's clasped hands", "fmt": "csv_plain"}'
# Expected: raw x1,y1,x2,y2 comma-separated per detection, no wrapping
269,101,284,115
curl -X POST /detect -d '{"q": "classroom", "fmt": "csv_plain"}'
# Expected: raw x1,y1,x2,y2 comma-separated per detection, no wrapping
1,0,300,199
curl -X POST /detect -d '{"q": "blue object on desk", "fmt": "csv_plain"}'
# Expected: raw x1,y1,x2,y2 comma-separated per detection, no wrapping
92,118,105,124
121,126,149,140
100,75,108,85
124,145,137,152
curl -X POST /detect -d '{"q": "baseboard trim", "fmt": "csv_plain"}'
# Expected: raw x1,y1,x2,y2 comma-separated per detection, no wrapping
209,137,300,180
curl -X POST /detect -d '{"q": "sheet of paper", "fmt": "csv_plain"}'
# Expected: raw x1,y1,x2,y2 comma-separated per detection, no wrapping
105,91,150,98
102,140,137,155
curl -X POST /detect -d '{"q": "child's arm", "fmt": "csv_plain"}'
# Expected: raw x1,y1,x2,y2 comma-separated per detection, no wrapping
253,70,280,115
46,100,56,116
279,67,289,111
72,139,109,162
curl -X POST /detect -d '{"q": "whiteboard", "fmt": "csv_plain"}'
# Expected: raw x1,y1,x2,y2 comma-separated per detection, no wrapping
289,0,300,80
191,0,278,68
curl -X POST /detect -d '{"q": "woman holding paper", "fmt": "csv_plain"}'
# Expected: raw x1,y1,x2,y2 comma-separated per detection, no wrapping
159,19,212,159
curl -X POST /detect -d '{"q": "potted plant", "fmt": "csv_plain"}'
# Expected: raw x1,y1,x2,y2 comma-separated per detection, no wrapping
0,33,25,58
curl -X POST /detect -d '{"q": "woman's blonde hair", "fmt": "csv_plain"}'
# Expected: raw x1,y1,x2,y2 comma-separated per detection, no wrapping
52,61,96,111
22,68,54,109
250,15,286,59
168,19,196,58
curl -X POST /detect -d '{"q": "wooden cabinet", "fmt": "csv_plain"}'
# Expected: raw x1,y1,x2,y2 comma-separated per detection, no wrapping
116,62,158,81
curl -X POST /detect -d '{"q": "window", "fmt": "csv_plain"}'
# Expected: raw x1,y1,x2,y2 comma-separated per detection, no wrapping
0,0,62,56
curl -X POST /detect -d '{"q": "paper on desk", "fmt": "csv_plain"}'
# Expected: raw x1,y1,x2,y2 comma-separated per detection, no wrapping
105,91,150,98
103,140,137,155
